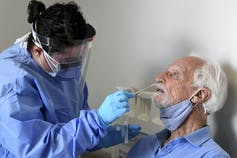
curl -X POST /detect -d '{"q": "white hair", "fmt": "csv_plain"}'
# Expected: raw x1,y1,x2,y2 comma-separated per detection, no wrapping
192,61,228,114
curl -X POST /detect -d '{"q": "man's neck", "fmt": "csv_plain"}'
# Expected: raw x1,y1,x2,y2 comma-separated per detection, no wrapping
163,107,206,146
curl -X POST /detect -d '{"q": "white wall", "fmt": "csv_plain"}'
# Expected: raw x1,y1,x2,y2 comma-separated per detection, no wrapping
80,0,237,157
0,0,236,157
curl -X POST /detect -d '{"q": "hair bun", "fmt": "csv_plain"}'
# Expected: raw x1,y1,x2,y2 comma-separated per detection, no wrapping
27,0,46,24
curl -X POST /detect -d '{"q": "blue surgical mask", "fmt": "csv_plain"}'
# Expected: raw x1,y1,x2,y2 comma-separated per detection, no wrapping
159,89,202,131
160,99,193,131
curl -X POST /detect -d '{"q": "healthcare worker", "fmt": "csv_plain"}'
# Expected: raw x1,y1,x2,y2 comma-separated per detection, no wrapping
0,1,140,158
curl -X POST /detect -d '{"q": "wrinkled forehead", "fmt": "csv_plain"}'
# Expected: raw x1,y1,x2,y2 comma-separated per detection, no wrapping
168,56,205,74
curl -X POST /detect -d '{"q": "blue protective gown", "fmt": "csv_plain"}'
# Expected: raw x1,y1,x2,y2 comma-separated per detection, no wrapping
0,42,106,158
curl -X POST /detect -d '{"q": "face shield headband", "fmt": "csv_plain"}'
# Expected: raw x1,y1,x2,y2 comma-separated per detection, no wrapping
31,22,93,91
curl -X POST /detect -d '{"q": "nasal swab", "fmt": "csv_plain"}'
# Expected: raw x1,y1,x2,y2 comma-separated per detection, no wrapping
134,83,156,95
134,83,156,105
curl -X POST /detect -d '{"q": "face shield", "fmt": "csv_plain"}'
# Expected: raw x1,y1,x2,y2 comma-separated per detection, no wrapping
31,22,94,91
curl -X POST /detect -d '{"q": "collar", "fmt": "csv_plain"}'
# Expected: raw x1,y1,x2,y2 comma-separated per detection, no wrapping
15,32,30,47
155,128,171,146
184,126,211,147
155,126,211,147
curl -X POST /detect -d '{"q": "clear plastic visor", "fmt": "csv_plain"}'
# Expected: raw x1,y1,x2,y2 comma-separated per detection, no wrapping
32,24,92,69
31,23,93,91
49,41,91,69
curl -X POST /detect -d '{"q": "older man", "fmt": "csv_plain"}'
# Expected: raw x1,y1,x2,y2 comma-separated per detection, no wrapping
127,56,230,158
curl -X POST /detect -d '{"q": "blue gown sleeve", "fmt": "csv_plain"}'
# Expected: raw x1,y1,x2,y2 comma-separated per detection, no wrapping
0,76,106,158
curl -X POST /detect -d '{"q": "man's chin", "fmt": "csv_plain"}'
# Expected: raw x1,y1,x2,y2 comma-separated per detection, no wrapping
152,93,170,108
152,99,169,108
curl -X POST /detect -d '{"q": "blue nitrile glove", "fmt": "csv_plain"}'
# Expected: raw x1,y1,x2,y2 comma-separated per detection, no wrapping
97,90,135,126
90,124,141,151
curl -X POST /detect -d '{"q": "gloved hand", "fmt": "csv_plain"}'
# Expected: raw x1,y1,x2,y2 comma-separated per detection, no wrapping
97,90,135,126
90,124,141,151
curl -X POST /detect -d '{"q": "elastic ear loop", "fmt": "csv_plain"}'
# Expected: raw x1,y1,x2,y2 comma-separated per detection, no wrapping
31,24,60,75
203,103,208,114
189,88,207,112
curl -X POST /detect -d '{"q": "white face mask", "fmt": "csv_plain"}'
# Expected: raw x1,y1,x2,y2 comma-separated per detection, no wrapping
31,25,60,77
42,50,60,77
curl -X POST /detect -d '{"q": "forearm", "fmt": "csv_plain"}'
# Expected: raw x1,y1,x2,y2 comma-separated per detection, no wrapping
0,110,106,158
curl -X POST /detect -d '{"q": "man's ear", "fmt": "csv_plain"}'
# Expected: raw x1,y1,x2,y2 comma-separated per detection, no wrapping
191,88,211,105
31,45,43,56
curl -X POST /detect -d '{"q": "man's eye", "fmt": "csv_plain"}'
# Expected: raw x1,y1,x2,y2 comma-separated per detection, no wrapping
172,72,178,77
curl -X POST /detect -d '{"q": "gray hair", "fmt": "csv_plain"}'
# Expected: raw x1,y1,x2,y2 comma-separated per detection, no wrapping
192,61,228,114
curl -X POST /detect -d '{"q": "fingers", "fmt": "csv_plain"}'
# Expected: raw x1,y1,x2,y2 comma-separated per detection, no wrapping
123,91,135,98
121,105,130,113
115,90,135,100
128,124,141,131
118,124,141,138
98,90,133,125
119,95,128,102
116,103,130,113
114,92,131,113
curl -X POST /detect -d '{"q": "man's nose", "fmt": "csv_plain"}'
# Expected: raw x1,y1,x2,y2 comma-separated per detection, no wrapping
156,72,166,83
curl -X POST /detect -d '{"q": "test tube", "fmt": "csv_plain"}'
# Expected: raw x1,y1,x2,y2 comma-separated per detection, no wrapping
124,115,129,144
115,86,131,144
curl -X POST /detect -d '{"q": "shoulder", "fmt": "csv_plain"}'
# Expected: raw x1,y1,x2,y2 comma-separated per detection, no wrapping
201,138,230,158
127,134,159,158
0,44,25,69
0,44,36,95
0,43,21,58
0,43,33,77
134,134,158,146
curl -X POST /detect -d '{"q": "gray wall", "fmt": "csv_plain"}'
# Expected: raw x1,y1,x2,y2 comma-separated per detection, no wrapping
0,0,236,157
0,0,58,50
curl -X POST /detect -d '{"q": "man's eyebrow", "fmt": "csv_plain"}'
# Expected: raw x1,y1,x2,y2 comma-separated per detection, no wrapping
169,65,188,74
169,65,181,71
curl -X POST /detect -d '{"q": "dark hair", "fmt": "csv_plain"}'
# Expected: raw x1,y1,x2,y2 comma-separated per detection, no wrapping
27,0,95,52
